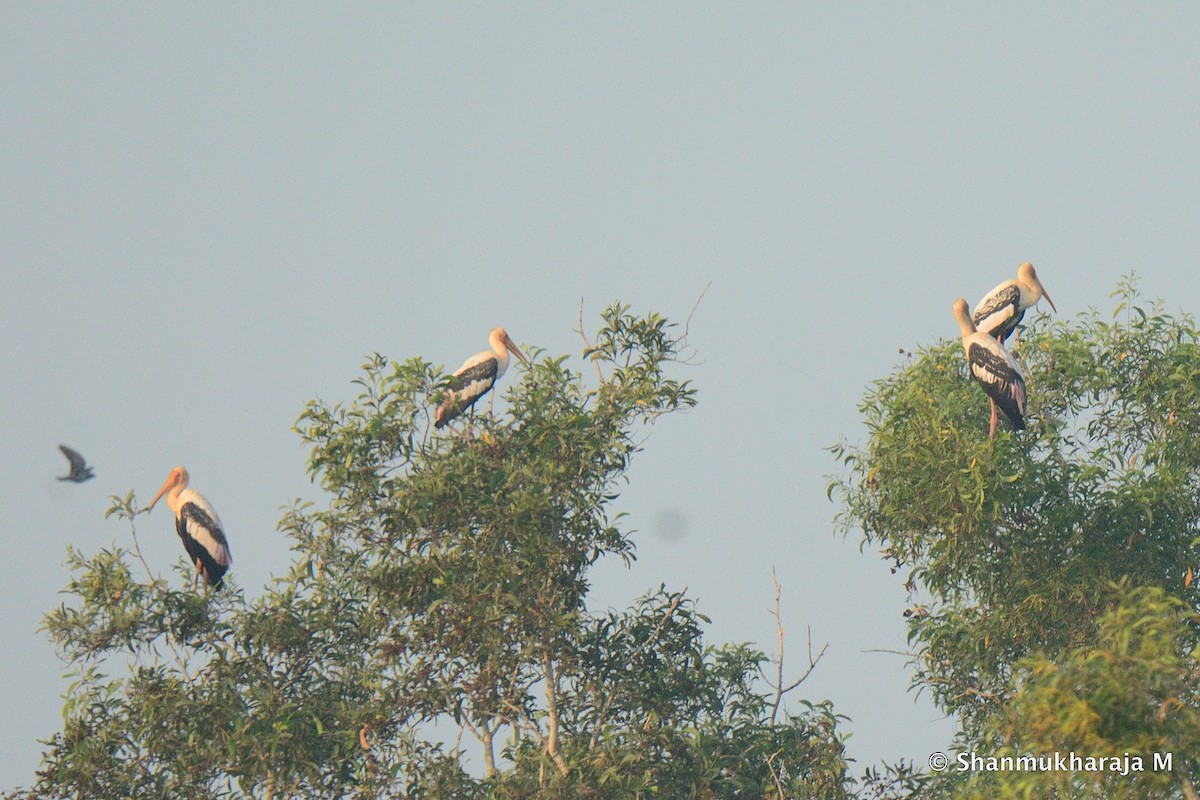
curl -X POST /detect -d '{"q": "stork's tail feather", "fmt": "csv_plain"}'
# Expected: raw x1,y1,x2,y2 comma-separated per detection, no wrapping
998,403,1025,431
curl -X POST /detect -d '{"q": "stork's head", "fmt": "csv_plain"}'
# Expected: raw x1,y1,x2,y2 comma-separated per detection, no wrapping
491,327,529,366
951,298,977,341
149,466,189,511
1017,262,1056,313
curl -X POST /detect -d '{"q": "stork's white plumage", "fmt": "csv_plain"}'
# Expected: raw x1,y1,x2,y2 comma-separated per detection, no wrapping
953,298,1027,438
435,327,529,429
148,466,232,588
972,262,1056,343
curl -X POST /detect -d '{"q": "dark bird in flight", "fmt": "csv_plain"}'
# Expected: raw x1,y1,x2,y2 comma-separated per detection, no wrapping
57,445,95,483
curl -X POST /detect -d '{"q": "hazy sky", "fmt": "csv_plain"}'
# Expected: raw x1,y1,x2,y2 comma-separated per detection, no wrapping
4,4,1200,789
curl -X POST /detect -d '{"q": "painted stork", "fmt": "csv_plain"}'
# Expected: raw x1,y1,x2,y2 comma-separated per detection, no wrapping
57,444,95,483
148,466,232,588
972,262,1057,344
434,327,529,429
953,298,1027,438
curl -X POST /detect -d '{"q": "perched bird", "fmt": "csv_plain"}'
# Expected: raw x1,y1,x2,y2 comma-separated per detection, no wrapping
972,261,1057,344
435,327,529,429
953,298,1027,438
148,466,232,588
57,444,95,483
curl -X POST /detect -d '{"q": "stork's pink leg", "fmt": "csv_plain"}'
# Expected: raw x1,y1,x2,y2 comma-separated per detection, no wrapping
988,399,998,439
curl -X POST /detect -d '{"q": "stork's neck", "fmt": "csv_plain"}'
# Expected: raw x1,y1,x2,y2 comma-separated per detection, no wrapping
164,483,185,515
1019,280,1040,305
952,307,977,352
489,331,511,375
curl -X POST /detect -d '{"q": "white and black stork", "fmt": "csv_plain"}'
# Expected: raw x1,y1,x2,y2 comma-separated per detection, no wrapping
972,262,1056,344
953,298,1027,439
57,444,95,483
434,327,529,429
148,466,232,588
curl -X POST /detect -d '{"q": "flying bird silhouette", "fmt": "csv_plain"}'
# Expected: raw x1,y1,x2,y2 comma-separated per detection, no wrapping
57,445,95,483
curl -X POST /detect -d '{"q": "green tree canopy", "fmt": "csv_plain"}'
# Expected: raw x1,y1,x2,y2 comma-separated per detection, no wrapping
833,278,1200,798
9,305,852,800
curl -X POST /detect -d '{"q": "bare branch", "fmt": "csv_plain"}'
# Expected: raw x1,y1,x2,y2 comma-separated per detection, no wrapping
778,633,827,696
764,750,787,799
460,716,497,778
500,698,567,779
769,568,827,725
542,652,569,777
770,568,785,726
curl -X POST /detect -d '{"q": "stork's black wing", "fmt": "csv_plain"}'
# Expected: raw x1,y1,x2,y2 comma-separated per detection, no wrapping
447,358,499,392
968,343,1026,430
972,285,1023,341
177,503,232,587
435,357,500,428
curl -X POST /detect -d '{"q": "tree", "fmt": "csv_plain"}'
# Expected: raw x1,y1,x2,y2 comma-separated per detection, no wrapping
9,304,852,799
832,277,1200,798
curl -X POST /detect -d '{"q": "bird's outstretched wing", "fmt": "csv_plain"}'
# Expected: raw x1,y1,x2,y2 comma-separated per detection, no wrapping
57,444,95,481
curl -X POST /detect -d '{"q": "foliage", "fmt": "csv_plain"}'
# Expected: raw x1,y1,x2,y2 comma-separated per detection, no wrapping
8,304,853,799
963,584,1200,799
832,276,1200,797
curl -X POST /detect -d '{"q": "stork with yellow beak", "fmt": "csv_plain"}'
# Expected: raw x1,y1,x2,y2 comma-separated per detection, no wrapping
953,299,1027,439
435,327,529,429
148,466,232,588
972,261,1057,344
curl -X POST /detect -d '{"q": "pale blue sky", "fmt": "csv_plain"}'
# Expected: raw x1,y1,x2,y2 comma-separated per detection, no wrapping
4,4,1200,789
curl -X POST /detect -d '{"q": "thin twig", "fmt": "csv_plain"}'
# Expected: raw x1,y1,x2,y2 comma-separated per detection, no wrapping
681,281,711,342
453,718,466,757
126,506,197,688
676,282,711,365
577,298,605,382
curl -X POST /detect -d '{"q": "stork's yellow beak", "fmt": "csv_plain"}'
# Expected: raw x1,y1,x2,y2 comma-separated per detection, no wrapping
503,332,529,366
